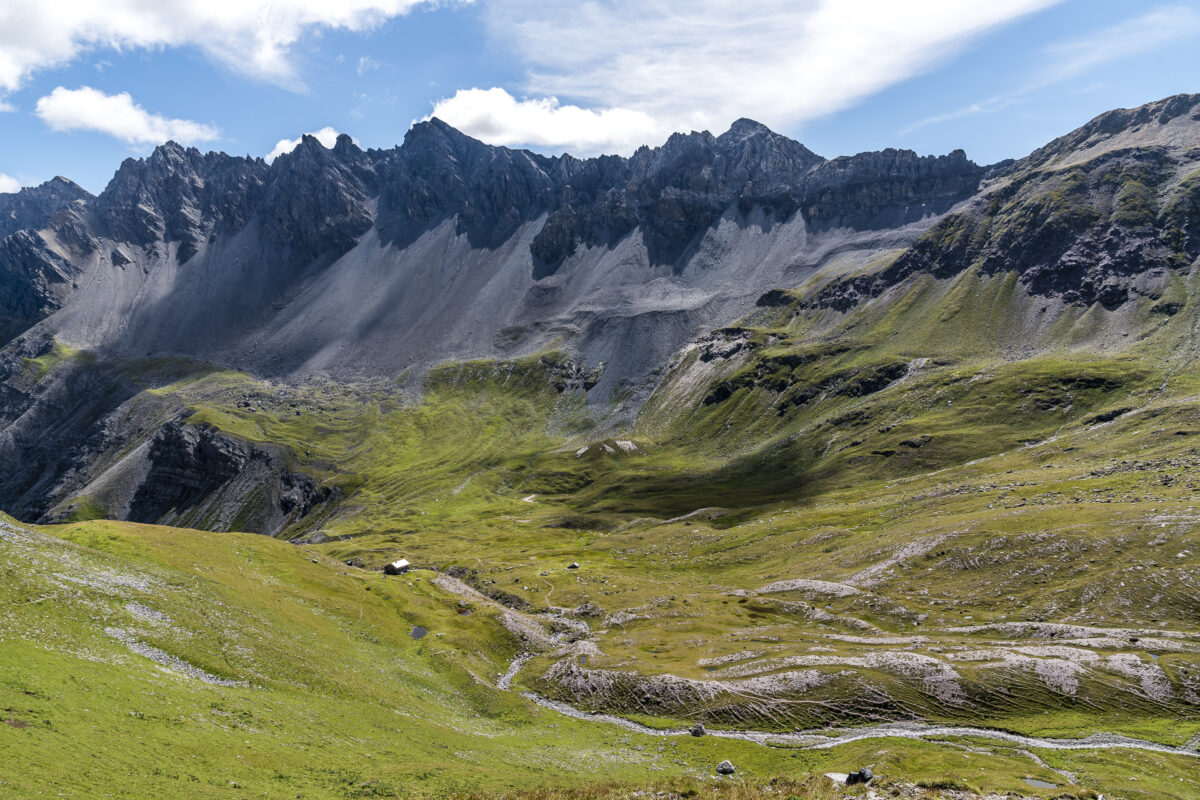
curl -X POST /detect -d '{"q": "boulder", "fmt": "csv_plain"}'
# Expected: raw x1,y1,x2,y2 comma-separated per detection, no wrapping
569,602,605,618
716,760,735,775
690,722,706,737
846,767,873,785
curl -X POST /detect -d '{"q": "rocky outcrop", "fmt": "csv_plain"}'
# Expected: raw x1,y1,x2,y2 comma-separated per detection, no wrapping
527,120,981,274
260,134,374,270
0,179,95,340
812,99,1200,312
797,148,983,232
0,347,330,536
1021,92,1200,171
0,230,83,340
375,118,558,251
531,119,822,272
123,421,332,535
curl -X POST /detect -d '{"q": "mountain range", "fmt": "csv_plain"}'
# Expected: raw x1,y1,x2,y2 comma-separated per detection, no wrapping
3,93,1200,798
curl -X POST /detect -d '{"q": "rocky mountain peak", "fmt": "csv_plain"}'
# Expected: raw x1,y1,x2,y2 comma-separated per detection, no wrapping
147,139,191,165
98,144,267,257
401,117,487,163
276,134,342,168
260,133,375,270
33,176,91,201
721,117,775,139
1022,93,1200,171
333,133,360,157
0,178,93,242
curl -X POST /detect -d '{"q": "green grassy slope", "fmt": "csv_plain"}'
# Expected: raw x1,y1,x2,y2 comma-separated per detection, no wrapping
1,513,798,798
4,514,1199,799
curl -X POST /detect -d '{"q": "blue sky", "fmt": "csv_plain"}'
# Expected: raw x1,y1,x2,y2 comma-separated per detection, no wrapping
0,0,1197,194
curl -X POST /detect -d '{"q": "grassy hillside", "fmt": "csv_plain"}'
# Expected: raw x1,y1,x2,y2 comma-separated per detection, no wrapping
3,514,1199,799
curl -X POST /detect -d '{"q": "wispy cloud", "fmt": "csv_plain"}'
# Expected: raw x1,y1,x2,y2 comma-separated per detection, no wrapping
35,86,219,146
0,0,460,92
901,95,1031,135
434,0,1060,155
1044,3,1200,80
0,173,19,193
902,3,1200,134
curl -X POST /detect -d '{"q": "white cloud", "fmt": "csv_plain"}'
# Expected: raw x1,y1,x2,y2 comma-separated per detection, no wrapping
35,86,219,146
902,3,1200,134
0,0,452,92
427,88,666,155
447,0,1060,154
0,173,19,193
265,126,344,162
357,56,382,76
0,99,13,112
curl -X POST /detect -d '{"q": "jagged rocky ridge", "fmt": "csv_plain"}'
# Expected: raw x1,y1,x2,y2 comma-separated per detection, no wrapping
5,98,1199,385
0,116,986,397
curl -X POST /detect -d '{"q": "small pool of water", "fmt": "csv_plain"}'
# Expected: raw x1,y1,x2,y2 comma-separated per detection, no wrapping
1023,777,1057,789
411,626,428,640
578,655,588,665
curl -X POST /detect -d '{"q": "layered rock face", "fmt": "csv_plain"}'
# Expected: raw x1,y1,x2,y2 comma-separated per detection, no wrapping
123,421,332,535
0,337,332,535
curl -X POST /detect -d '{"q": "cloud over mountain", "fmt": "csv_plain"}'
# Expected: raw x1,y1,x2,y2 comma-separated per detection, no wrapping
35,86,219,146
437,0,1060,153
